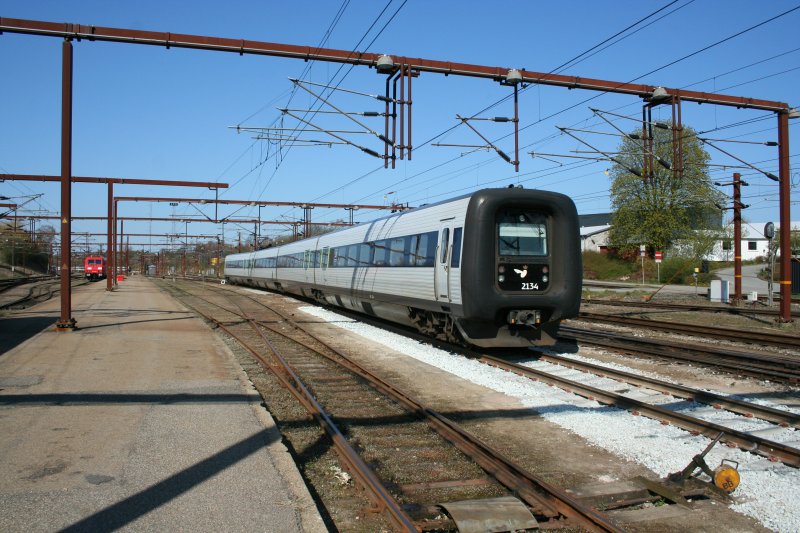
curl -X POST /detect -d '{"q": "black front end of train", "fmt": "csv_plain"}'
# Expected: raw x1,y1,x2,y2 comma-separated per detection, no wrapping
456,189,581,347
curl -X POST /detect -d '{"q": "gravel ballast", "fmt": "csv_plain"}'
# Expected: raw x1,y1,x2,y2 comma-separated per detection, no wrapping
299,305,800,533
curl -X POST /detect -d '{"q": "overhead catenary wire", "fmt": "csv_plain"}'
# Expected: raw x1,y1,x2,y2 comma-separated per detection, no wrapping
355,3,800,210
325,2,699,212
269,1,792,227
258,0,408,211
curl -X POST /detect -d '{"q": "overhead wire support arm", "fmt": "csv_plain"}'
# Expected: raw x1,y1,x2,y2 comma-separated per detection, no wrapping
591,108,671,170
695,137,778,147
698,138,780,181
433,142,492,149
279,109,383,159
281,108,388,117
253,136,346,147
530,151,609,163
590,107,672,130
455,114,515,165
558,127,643,177
287,77,397,103
433,142,493,157
561,127,632,138
234,126,370,135
289,78,393,146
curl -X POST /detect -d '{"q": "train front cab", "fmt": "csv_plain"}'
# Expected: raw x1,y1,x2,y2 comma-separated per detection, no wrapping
84,256,106,281
456,189,582,347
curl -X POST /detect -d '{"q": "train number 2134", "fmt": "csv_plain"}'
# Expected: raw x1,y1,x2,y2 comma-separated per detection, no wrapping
521,282,540,290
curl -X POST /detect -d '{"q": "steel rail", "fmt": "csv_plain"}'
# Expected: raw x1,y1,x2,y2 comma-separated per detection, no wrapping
478,354,800,468
0,275,55,293
561,326,800,384
577,312,800,350
275,296,800,431
192,281,624,532
163,284,418,532
240,319,418,532
250,295,800,468
0,276,86,310
534,352,800,429
581,298,799,318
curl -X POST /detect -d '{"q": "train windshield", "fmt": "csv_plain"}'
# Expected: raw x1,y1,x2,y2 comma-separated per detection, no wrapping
497,212,547,256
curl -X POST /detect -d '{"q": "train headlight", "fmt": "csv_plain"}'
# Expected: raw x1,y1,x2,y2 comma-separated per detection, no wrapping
498,265,506,273
498,274,505,282
541,275,549,283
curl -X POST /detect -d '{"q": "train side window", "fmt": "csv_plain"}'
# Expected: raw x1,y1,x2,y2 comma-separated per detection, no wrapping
414,232,436,267
409,235,419,265
320,247,330,270
451,227,463,268
346,244,358,267
373,239,389,266
440,228,450,263
357,243,372,266
389,237,407,266
332,246,343,268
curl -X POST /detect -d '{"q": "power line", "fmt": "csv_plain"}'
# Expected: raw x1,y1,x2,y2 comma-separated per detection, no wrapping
256,0,407,204
341,1,695,207
683,45,800,90
714,65,800,93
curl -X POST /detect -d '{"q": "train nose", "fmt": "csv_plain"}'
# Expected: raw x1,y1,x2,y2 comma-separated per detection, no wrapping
507,310,541,326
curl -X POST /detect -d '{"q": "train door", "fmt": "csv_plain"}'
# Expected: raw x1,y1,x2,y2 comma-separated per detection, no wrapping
319,246,332,287
435,219,454,301
246,255,255,280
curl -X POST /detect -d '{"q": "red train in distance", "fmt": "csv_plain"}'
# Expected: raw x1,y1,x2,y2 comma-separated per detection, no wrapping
84,256,107,281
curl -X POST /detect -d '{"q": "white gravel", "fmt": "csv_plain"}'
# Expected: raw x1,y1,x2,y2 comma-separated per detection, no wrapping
299,305,800,532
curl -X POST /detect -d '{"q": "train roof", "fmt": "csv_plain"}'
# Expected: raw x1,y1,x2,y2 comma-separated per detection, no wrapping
226,187,570,260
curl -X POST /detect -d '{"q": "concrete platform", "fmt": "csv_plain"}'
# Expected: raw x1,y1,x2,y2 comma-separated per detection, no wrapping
0,276,325,532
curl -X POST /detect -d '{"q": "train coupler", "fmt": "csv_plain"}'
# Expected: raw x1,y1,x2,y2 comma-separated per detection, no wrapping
507,309,541,326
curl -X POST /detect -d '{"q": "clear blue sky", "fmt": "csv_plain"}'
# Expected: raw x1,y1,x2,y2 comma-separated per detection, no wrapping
1,0,798,249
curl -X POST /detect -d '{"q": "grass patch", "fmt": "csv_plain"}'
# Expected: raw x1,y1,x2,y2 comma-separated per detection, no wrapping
582,251,637,281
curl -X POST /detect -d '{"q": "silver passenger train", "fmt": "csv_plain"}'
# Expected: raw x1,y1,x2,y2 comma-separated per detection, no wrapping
224,188,581,347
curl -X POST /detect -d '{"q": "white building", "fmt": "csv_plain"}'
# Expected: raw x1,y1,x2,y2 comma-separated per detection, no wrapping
705,221,799,261
580,225,611,252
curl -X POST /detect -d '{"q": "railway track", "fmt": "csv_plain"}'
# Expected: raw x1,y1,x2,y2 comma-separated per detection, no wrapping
475,353,800,467
560,325,800,384
576,312,800,350
218,286,800,470
161,280,622,532
582,297,799,319
0,276,86,310
0,274,55,293
531,352,800,429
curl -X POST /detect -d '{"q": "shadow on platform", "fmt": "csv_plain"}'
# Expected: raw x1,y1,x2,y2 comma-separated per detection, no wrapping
0,315,58,355
59,428,278,532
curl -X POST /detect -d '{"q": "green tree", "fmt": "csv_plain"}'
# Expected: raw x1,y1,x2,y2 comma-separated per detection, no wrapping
608,123,724,255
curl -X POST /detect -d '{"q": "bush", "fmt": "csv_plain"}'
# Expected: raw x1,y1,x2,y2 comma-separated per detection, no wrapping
658,256,696,284
582,251,637,280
